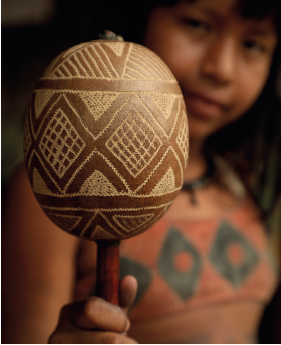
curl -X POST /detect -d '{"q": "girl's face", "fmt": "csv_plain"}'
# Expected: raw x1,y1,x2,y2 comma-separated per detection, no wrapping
143,0,278,141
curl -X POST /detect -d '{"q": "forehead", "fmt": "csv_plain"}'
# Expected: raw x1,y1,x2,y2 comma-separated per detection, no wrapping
180,0,276,31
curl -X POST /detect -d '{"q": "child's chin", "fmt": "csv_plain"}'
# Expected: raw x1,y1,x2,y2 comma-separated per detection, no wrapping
188,120,220,143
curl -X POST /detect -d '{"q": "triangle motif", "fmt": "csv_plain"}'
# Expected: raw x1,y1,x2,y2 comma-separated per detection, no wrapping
150,167,176,196
113,213,154,232
63,42,89,58
90,225,118,240
48,213,81,231
34,90,55,119
150,93,176,120
33,168,52,195
104,42,126,57
79,91,119,121
79,170,119,196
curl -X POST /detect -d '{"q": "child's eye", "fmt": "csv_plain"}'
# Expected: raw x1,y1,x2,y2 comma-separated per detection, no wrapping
243,40,265,53
181,17,210,32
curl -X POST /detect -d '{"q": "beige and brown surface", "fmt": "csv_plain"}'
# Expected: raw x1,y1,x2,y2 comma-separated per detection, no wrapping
24,39,189,240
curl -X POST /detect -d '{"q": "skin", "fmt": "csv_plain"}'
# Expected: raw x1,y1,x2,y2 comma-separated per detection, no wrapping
2,0,278,343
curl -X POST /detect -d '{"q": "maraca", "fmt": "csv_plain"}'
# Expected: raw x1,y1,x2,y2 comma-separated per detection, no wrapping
23,30,189,304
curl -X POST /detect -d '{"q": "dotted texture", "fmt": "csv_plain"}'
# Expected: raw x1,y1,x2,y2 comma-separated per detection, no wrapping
24,40,189,240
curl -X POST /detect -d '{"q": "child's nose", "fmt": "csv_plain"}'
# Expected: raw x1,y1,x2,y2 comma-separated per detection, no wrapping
200,36,237,86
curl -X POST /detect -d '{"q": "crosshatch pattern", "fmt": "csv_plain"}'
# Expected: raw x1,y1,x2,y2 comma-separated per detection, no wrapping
105,109,162,177
24,39,189,241
39,109,86,178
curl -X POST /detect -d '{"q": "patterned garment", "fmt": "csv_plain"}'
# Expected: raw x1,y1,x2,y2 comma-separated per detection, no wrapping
119,198,278,323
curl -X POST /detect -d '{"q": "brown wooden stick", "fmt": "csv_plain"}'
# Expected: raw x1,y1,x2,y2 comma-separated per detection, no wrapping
96,241,120,305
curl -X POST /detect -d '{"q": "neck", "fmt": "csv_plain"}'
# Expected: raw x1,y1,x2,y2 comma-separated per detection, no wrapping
184,139,208,181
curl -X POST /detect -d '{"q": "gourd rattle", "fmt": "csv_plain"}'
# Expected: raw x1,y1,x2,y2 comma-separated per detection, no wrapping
23,31,189,304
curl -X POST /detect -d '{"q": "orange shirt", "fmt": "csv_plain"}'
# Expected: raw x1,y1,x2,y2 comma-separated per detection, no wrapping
119,198,277,324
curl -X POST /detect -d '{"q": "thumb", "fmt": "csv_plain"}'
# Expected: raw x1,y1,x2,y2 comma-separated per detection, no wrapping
119,275,138,314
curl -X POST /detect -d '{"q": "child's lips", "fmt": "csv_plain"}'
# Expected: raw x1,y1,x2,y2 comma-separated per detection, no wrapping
184,91,229,120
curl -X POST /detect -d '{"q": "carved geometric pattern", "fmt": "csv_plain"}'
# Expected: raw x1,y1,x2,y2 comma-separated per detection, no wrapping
48,213,82,231
125,45,175,81
176,113,189,162
63,42,90,58
79,170,119,196
105,108,162,177
104,42,126,56
210,221,259,287
150,167,176,196
79,91,119,121
113,213,154,232
39,108,86,178
44,41,176,82
34,90,55,119
90,225,118,240
50,44,118,79
149,92,176,119
158,227,202,300
32,168,52,195
23,112,32,157
25,39,187,241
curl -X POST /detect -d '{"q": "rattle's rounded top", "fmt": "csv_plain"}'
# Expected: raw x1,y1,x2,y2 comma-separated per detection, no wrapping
24,37,189,241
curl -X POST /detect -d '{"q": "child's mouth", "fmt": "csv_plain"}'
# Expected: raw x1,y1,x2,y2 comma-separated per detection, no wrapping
184,91,227,120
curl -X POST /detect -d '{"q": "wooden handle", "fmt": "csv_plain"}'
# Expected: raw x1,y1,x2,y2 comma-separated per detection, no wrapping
96,241,120,305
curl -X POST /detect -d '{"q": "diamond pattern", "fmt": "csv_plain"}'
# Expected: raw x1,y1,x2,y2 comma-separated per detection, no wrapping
158,227,202,300
210,221,259,287
105,108,162,177
39,108,86,178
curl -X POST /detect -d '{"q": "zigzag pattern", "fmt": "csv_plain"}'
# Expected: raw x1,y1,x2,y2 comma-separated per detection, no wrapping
24,39,189,240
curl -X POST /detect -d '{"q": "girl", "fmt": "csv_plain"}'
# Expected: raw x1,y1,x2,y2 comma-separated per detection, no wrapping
2,0,281,343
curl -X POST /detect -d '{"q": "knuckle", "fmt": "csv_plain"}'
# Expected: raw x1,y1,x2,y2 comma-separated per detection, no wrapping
60,303,72,319
48,329,77,344
106,333,122,344
83,299,93,318
82,298,101,325
48,332,65,344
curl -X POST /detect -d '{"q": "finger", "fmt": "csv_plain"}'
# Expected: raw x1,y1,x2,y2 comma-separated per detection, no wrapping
67,297,129,332
119,276,138,313
49,330,138,344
